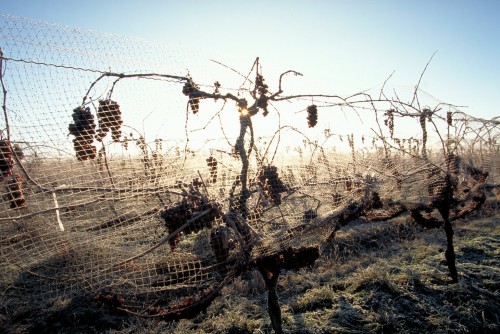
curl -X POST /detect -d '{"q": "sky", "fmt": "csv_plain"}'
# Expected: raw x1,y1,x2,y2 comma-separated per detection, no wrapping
2,0,499,117
1,0,499,151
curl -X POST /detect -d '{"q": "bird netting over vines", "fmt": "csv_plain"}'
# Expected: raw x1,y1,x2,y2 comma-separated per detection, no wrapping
0,13,499,323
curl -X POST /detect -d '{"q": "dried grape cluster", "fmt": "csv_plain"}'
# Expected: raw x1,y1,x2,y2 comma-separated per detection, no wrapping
447,111,453,126
257,165,288,206
160,180,222,251
306,105,318,128
213,81,221,100
302,209,318,223
96,99,123,142
254,74,269,96
182,79,201,114
384,109,395,138
0,140,26,209
68,106,96,160
4,174,26,209
254,74,270,116
206,156,218,183
0,140,14,178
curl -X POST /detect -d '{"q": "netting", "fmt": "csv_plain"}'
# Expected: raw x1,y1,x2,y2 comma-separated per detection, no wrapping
1,13,499,321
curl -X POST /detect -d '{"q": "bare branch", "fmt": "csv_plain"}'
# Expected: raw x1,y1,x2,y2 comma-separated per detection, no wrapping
210,58,255,86
411,50,437,106
83,72,188,105
268,70,303,99
379,70,395,100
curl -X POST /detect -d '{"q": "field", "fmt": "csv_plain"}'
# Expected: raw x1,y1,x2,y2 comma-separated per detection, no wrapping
1,13,500,334
167,213,500,334
0,101,499,334
1,203,498,333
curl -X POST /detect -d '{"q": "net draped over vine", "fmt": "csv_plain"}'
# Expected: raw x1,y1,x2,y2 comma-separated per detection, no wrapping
1,13,498,318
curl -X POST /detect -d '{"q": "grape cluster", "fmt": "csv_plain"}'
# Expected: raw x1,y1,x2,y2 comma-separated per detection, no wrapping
213,81,221,100
0,140,14,178
206,156,218,183
161,180,221,251
371,191,383,210
68,106,96,160
96,99,123,142
255,74,269,96
384,109,395,138
257,165,288,206
182,79,201,114
302,209,318,223
254,74,270,116
307,105,318,128
160,199,192,250
4,174,26,209
0,141,26,209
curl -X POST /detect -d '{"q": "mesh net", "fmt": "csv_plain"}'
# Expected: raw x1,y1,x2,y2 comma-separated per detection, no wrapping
1,13,499,317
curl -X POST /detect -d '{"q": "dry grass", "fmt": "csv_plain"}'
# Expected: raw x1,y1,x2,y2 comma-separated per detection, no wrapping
187,214,499,334
1,210,499,333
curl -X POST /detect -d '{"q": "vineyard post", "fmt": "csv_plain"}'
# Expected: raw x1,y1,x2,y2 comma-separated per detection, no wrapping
0,48,10,141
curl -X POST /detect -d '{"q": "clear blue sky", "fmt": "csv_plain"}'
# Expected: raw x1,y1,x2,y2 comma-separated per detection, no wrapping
1,0,499,122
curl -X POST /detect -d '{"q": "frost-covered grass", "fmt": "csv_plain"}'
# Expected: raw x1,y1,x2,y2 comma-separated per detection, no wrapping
1,196,499,333
93,215,500,333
